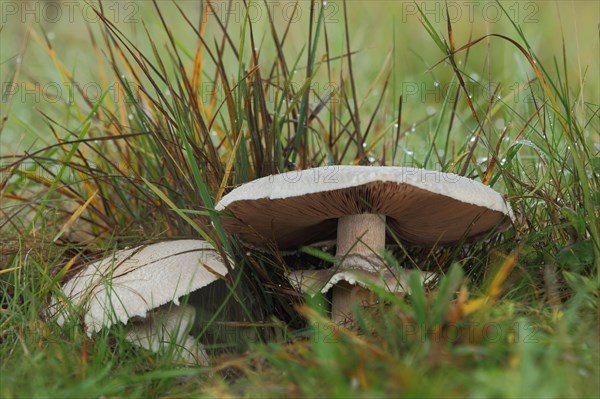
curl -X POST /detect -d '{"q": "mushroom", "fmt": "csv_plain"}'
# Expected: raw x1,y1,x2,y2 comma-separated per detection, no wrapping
52,239,232,365
124,303,202,363
215,166,513,323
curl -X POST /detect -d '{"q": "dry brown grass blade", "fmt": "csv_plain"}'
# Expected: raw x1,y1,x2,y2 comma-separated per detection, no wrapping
171,1,233,132
430,32,561,129
482,123,511,185
459,84,501,178
445,0,455,53
264,0,295,83
206,0,240,61
441,2,484,175
362,70,392,147
441,27,473,165
342,0,364,162
190,3,210,91
483,97,546,186
391,95,403,165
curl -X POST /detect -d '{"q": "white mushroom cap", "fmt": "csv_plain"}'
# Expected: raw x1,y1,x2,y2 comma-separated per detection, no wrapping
287,267,436,295
216,166,514,250
53,239,231,335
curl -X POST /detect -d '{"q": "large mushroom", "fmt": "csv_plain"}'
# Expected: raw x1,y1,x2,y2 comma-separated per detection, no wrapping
52,239,232,365
215,166,513,323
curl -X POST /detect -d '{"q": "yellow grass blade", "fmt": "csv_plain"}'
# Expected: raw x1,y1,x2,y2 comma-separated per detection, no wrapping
142,178,216,247
53,190,98,242
0,267,22,275
215,126,244,204
460,249,520,316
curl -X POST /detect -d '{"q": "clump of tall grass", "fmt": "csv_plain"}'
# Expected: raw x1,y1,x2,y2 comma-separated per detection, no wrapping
1,0,597,397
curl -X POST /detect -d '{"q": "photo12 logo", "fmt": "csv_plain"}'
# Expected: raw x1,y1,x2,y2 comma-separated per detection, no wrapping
1,80,137,105
401,2,539,24
1,1,139,24
203,1,340,24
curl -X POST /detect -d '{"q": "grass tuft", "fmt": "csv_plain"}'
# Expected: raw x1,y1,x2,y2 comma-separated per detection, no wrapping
1,1,598,397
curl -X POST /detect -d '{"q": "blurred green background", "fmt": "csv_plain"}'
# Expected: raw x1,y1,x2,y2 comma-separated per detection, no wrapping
1,0,598,154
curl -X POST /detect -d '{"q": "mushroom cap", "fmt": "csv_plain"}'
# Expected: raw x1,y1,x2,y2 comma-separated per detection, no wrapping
287,268,436,295
53,240,231,335
216,166,514,250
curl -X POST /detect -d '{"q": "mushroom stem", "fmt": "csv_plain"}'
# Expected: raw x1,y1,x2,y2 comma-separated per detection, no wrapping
331,282,376,324
332,214,386,323
336,213,386,271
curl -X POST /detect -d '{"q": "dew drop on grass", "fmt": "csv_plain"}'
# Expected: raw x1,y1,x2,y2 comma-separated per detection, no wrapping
128,114,134,120
394,123,399,128
47,32,55,40
470,136,477,143
426,106,436,115
406,150,414,156
410,123,416,132
323,1,327,5
368,156,375,163
470,73,480,81
15,56,21,64
211,131,217,137
477,157,488,164
362,142,367,148
165,89,171,96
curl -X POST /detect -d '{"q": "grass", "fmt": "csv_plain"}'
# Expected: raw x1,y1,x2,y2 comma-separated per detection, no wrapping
1,0,599,398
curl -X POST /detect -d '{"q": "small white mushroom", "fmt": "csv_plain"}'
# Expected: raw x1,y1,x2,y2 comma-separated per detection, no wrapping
52,239,231,365
216,166,514,323
125,303,208,365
